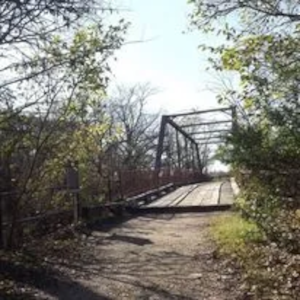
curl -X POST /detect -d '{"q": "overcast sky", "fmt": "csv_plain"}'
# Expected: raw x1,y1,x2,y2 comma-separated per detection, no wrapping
110,0,223,115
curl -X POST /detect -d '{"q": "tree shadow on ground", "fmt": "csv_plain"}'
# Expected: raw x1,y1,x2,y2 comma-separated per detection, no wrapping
86,214,135,233
99,273,197,300
0,258,111,300
106,233,153,246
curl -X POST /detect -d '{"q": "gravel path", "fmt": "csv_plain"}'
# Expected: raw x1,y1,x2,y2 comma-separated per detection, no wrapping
58,213,240,300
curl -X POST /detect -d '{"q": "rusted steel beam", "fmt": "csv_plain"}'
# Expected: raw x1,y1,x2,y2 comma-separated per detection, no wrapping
232,105,238,131
192,143,196,170
176,130,182,168
195,143,202,172
194,135,225,142
129,204,232,214
166,117,198,145
197,140,225,145
184,137,188,168
190,129,230,135
155,116,168,170
180,119,232,128
167,107,232,118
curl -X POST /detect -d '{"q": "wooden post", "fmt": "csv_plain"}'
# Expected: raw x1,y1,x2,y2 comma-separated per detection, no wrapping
0,195,3,248
0,156,14,248
66,161,80,224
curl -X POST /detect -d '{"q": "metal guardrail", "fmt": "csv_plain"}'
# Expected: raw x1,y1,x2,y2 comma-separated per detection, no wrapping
81,183,177,220
129,204,232,214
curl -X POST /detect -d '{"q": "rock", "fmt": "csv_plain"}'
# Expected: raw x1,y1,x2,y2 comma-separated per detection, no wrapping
188,273,203,279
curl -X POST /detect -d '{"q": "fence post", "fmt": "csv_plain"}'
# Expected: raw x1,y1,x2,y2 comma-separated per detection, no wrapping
0,195,3,248
66,161,81,224
0,158,14,248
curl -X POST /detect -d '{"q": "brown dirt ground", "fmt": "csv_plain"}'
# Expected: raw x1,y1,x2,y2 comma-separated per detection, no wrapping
56,213,240,300
1,212,241,300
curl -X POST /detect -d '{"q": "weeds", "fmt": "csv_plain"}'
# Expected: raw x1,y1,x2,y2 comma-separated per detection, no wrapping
211,213,300,299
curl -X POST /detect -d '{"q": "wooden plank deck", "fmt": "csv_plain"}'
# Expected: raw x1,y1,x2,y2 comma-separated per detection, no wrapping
144,181,234,208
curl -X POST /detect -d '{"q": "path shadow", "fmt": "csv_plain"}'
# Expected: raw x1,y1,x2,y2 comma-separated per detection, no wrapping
98,273,197,300
86,214,135,233
0,259,111,300
107,234,153,246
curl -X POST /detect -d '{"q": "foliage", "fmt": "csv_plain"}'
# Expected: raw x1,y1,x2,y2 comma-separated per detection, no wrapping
106,83,160,169
0,1,129,247
0,224,93,299
211,213,263,255
236,177,300,254
211,213,300,300
189,0,300,173
190,0,300,298
189,0,300,247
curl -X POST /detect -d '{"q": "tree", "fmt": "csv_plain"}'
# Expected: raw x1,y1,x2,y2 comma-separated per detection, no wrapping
189,0,300,257
0,0,100,114
189,0,300,35
189,0,300,171
0,1,129,247
106,83,160,169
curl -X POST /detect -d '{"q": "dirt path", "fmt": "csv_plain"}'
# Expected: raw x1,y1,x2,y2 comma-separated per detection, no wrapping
57,213,239,300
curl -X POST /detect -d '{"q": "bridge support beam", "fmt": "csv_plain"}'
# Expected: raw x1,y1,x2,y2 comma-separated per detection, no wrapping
155,116,168,170
155,106,235,176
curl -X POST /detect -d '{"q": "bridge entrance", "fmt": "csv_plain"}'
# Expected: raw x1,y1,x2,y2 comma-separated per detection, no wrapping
84,106,237,217
132,106,237,214
155,106,236,175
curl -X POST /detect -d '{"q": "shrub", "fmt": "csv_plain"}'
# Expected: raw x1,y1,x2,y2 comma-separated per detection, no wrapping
211,213,264,255
211,213,300,299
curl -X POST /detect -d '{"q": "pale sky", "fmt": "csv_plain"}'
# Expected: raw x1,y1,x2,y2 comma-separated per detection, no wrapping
110,0,222,115
110,0,230,171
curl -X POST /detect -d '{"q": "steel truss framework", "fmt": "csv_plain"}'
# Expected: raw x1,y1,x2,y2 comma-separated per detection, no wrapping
155,106,237,173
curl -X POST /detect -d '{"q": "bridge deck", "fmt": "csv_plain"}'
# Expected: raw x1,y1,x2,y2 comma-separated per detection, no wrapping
144,181,234,208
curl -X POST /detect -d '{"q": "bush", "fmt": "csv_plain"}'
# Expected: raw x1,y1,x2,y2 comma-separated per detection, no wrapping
211,213,300,299
211,213,264,255
235,176,300,254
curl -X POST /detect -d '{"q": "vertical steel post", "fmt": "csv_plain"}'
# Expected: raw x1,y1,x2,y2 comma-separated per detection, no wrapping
231,105,237,132
66,161,80,224
155,116,168,170
195,143,202,174
184,137,188,168
191,143,196,170
176,130,181,168
155,115,168,189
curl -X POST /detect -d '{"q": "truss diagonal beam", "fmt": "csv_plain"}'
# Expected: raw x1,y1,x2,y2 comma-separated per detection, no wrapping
166,117,198,146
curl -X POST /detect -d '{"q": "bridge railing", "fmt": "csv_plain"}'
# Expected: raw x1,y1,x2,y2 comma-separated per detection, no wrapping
107,168,209,201
0,167,209,248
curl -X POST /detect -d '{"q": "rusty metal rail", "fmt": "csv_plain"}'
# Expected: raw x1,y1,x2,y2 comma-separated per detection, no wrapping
128,204,232,214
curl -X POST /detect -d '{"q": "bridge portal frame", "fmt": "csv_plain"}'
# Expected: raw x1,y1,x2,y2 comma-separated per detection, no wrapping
155,106,237,173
